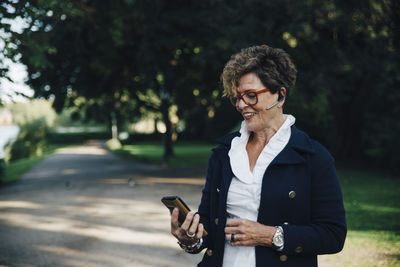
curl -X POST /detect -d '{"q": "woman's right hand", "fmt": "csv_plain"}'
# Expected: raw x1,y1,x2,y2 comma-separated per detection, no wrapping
170,208,204,245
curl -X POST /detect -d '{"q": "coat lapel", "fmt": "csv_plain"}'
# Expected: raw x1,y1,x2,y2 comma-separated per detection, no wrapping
214,132,238,197
220,156,234,194
270,125,315,166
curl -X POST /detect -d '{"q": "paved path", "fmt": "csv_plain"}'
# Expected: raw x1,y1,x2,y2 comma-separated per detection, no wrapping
0,141,205,267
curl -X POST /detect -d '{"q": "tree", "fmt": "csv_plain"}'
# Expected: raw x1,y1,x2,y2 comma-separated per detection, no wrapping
1,0,399,171
281,0,400,170
1,0,235,162
1,0,171,161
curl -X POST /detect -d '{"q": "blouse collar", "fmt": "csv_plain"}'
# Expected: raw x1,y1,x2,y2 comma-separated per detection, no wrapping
228,114,296,184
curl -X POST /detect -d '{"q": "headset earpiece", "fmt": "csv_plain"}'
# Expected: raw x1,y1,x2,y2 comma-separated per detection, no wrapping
278,86,287,101
278,92,284,102
266,88,285,110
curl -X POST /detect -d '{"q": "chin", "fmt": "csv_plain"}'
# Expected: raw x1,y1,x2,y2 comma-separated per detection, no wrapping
245,121,259,133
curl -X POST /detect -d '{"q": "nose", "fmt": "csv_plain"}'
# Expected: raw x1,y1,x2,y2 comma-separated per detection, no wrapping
237,97,248,110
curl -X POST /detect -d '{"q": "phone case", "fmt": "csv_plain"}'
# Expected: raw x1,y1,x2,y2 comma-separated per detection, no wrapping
161,195,208,236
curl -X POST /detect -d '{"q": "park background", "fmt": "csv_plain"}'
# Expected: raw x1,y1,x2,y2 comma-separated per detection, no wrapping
0,0,399,266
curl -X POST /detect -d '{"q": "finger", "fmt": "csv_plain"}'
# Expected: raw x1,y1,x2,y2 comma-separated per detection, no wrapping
226,233,231,241
171,208,179,228
180,211,195,231
226,218,241,226
229,234,247,247
226,233,242,242
232,240,252,246
196,223,204,240
188,213,200,236
230,241,241,246
224,226,239,234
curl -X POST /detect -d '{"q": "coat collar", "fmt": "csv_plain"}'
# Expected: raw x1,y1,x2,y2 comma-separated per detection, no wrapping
215,131,240,147
215,125,315,165
271,125,315,165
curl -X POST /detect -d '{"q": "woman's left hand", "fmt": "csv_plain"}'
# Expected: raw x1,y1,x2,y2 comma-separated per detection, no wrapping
225,218,276,247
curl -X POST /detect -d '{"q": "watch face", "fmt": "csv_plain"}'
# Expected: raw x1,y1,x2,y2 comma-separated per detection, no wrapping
274,235,284,247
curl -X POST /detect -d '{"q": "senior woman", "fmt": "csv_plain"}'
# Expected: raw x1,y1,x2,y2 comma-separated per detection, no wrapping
170,44,346,267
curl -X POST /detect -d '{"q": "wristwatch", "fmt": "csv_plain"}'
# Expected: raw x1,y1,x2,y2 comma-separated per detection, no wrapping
272,226,284,251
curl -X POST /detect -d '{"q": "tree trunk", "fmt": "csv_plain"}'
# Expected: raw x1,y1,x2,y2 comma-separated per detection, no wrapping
331,73,373,160
111,111,118,141
160,85,173,164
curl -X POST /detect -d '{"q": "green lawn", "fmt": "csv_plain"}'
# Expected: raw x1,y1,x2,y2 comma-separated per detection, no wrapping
322,168,400,267
113,142,215,167
114,142,400,266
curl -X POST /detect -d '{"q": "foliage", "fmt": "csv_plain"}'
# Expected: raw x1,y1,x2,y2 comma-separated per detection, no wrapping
49,131,110,144
10,119,48,159
0,158,5,178
7,99,56,126
1,0,399,171
281,0,400,167
53,106,108,129
105,138,122,150
7,99,56,160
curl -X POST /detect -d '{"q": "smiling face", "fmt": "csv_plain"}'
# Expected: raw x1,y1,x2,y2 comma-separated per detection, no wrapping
235,73,284,133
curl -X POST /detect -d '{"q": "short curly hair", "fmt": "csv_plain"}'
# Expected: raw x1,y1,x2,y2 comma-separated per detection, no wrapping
221,45,297,98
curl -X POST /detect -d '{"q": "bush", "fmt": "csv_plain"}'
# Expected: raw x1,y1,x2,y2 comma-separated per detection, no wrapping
0,158,5,180
49,131,111,144
10,119,49,160
105,138,122,150
8,100,56,127
7,100,56,161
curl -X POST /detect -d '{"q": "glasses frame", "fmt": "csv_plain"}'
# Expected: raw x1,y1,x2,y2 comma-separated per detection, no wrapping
229,88,270,106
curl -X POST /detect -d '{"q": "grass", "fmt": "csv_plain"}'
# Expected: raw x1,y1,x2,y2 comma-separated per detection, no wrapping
321,168,400,267
339,168,400,232
114,142,400,266
113,142,215,167
0,143,77,184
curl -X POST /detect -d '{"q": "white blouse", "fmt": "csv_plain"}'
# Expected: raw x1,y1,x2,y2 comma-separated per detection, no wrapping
222,114,295,267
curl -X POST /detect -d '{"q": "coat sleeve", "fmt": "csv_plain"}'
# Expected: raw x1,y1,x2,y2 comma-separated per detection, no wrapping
187,151,216,253
281,145,347,256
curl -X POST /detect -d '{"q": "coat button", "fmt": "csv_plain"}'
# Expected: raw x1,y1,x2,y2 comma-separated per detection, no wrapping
215,218,219,225
283,222,289,225
206,249,213,256
280,255,288,262
216,188,220,193
295,246,303,253
288,191,296,199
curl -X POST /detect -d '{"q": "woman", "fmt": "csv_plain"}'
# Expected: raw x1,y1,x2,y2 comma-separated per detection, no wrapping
170,44,346,266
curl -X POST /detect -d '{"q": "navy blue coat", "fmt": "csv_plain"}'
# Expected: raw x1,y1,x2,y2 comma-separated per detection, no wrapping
195,125,346,267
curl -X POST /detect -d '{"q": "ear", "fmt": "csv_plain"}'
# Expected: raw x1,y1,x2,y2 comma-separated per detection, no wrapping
279,86,287,106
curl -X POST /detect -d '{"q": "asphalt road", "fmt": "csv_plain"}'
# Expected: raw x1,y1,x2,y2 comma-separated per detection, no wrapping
0,141,205,267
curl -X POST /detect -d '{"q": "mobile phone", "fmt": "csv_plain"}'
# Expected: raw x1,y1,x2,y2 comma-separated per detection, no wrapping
161,196,208,236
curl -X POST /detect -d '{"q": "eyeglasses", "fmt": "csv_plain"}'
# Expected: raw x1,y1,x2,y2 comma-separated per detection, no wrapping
229,88,270,106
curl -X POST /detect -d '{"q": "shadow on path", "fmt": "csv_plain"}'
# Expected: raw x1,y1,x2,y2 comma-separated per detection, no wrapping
0,141,205,267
